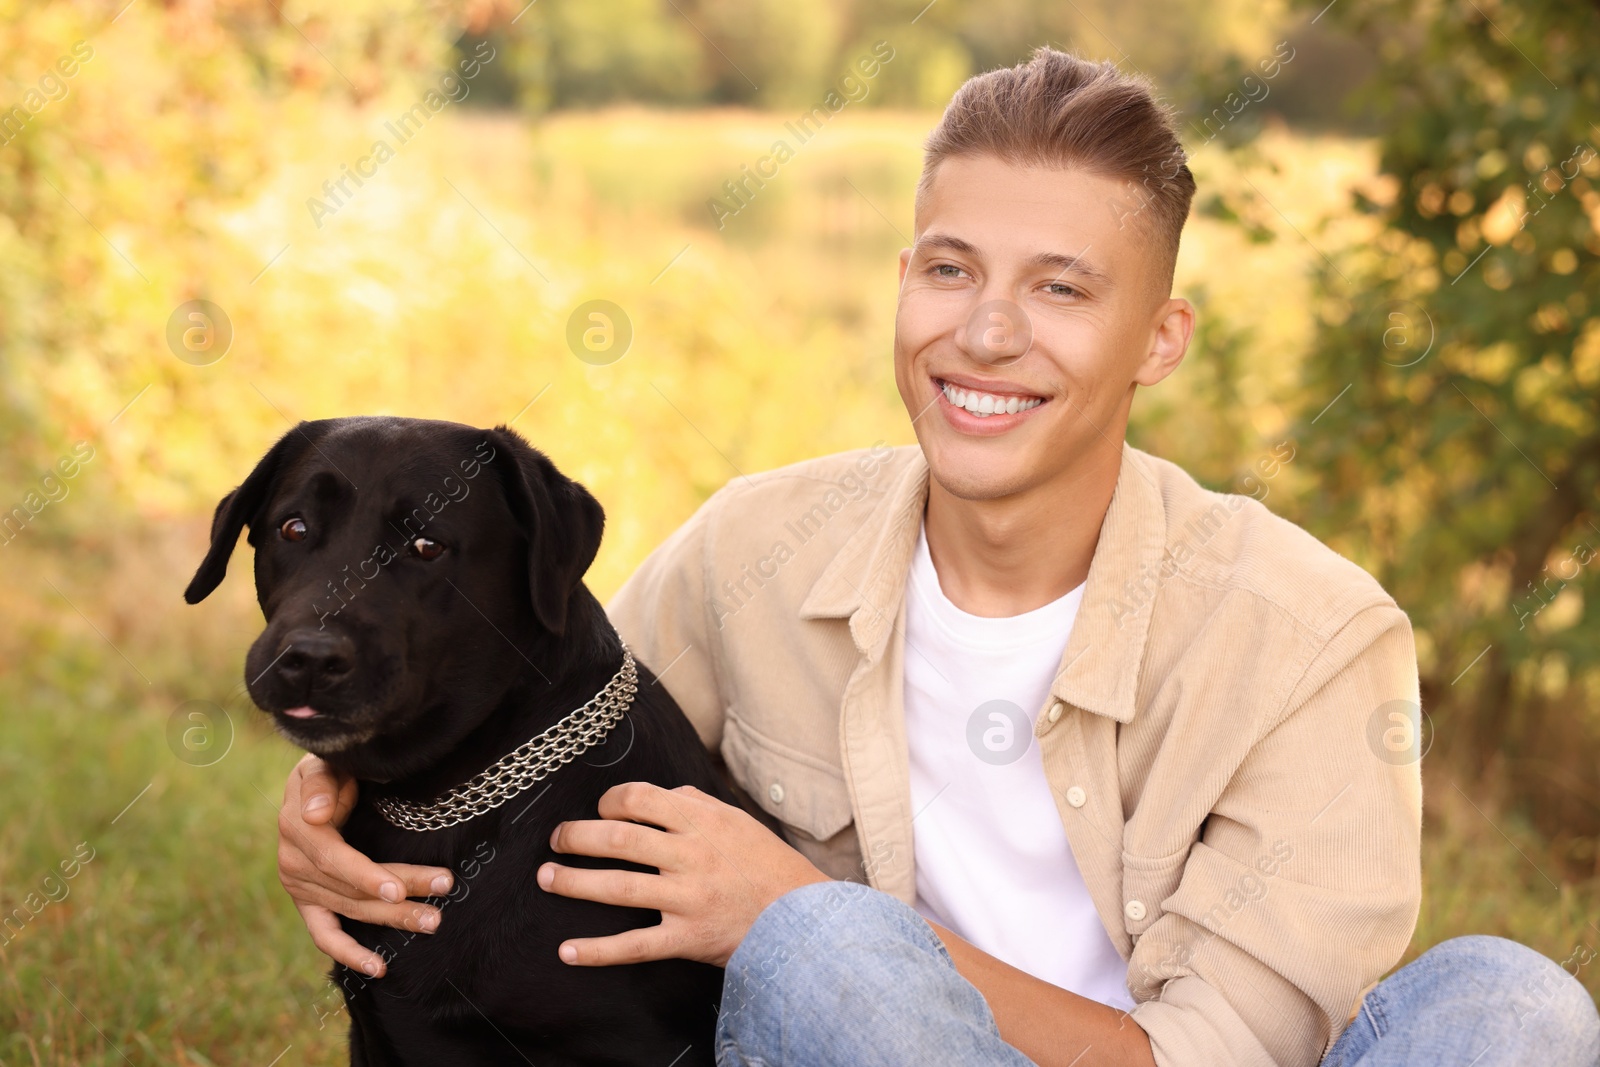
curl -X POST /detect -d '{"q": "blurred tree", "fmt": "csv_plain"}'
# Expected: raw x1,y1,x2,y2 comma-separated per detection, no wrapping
1283,0,1600,854
0,0,460,521
486,0,709,111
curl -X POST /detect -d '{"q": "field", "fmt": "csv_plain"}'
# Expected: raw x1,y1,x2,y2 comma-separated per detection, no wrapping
2,105,1595,1064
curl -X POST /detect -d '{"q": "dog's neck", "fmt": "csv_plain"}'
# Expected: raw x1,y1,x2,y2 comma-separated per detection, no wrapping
331,586,625,796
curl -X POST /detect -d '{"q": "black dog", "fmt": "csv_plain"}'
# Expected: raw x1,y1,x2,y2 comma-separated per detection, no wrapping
185,416,740,1065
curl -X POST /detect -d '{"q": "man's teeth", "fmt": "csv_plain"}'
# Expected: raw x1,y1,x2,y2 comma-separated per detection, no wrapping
940,380,1043,417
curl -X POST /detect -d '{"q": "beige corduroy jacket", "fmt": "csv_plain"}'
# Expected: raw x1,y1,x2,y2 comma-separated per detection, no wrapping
605,441,1423,1067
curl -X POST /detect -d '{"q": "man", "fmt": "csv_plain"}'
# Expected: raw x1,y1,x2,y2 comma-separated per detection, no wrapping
275,48,1600,1066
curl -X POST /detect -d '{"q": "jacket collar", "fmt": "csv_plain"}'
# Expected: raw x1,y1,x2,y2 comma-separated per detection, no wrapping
799,441,1167,724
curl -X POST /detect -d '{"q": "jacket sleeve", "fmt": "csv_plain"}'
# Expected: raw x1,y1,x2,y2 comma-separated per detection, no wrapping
603,486,730,755
1127,603,1424,1067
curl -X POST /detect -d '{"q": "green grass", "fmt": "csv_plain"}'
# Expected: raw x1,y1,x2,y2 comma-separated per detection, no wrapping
1,609,349,1066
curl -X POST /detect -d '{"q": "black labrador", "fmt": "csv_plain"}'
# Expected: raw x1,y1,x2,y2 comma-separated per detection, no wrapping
185,416,743,1066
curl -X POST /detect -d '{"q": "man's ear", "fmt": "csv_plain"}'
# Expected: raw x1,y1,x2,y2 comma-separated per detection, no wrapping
482,425,605,636
183,422,327,605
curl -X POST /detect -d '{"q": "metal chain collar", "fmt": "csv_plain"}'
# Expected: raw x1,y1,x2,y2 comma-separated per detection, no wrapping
372,643,638,831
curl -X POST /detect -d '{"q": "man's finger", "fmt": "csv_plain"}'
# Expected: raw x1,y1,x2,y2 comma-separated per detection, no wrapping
293,753,355,827
556,924,677,967
594,781,695,831
537,862,680,913
383,862,456,899
279,813,446,906
298,884,443,935
300,902,389,977
549,818,678,870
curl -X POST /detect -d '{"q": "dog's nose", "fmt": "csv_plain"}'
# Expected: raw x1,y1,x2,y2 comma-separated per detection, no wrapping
276,629,355,690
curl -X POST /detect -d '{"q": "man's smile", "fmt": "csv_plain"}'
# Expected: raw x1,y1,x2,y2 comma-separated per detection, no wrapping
932,374,1048,434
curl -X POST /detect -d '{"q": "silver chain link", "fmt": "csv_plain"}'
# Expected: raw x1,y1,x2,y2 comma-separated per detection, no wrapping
372,643,638,831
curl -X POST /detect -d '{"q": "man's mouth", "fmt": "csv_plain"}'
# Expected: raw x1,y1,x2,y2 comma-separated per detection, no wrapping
934,376,1045,418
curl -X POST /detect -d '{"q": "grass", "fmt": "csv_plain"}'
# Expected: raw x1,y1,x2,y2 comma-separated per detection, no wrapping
2,105,1594,1063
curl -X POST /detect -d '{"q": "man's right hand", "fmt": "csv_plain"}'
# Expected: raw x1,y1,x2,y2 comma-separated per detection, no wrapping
277,753,455,977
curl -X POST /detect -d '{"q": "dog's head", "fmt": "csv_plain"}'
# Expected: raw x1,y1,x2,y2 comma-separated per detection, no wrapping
184,417,603,779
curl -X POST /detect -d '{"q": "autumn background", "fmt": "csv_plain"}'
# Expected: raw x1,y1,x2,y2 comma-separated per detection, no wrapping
2,0,1597,1061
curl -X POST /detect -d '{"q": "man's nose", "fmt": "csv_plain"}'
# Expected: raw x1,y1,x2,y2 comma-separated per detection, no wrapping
275,629,355,689
957,296,1034,367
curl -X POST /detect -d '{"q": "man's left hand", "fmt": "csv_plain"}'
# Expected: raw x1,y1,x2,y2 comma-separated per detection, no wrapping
537,782,830,968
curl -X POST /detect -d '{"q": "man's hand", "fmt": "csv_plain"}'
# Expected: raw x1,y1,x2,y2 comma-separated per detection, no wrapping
537,782,829,968
277,753,456,978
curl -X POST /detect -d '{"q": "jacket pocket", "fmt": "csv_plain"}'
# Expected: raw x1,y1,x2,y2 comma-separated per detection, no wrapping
721,713,855,843
1119,844,1192,942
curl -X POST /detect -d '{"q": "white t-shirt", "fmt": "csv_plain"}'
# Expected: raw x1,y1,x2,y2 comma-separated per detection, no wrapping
903,522,1134,1010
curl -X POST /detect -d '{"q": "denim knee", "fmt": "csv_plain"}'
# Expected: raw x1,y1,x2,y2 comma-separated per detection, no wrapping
719,880,945,1026
1413,936,1599,1060
715,880,1021,1067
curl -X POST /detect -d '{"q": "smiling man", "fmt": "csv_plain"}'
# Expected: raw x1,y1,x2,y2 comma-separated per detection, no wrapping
274,48,1599,1067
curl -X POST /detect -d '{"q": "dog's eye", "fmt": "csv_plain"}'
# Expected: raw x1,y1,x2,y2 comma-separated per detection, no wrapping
411,537,445,561
280,518,308,542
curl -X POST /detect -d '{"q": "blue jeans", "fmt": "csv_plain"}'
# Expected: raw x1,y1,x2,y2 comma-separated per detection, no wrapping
716,880,1600,1067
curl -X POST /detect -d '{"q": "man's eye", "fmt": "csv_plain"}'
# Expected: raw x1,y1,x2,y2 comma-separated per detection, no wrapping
411,537,445,561
1047,282,1080,298
933,264,964,277
280,518,308,542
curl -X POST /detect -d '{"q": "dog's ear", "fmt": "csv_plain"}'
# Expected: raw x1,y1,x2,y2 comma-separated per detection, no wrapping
183,423,327,605
482,426,605,636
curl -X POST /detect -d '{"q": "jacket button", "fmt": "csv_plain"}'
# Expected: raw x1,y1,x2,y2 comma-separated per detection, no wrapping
1065,786,1087,808
1047,701,1065,724
1125,899,1147,922
768,782,785,804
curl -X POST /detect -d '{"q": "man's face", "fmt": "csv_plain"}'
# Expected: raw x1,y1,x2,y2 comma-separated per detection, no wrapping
895,155,1193,501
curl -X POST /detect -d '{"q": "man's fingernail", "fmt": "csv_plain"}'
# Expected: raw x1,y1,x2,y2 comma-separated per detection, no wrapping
418,910,439,932
549,824,562,849
430,874,453,895
303,794,332,815
379,881,402,903
537,863,554,890
361,956,382,977
559,943,577,964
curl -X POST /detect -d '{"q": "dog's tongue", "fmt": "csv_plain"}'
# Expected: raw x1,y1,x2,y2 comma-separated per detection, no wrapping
283,705,319,719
